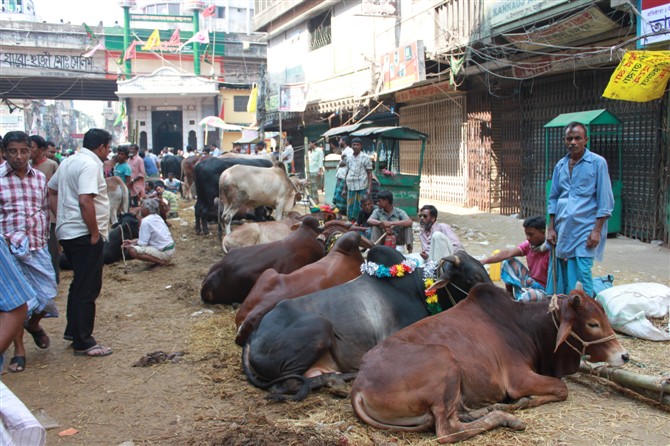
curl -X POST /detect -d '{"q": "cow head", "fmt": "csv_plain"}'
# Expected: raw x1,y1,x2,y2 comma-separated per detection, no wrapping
296,216,321,236
112,213,140,239
367,245,406,267
426,250,492,303
553,283,629,367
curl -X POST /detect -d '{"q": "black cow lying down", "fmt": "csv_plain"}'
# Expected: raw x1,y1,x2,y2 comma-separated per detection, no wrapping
242,247,491,401
351,283,629,443
59,213,140,270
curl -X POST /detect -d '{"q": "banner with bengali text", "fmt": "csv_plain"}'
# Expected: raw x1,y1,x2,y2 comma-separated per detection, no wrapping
602,51,670,102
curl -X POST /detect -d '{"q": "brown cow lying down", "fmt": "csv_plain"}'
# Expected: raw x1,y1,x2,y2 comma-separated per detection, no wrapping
235,231,365,345
351,283,629,444
200,216,324,305
222,211,302,253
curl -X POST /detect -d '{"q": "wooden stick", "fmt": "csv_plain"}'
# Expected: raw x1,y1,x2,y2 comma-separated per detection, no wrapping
579,361,670,407
373,232,386,246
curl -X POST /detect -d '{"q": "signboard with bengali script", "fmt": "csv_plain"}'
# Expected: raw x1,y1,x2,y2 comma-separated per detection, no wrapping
637,0,670,48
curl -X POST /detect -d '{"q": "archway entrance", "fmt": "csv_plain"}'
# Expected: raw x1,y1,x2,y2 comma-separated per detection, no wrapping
152,110,183,152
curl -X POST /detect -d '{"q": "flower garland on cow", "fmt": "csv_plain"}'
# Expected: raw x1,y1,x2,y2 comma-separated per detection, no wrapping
360,259,443,315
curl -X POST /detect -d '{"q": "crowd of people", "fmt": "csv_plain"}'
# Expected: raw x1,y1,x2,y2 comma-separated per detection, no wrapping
1,122,614,443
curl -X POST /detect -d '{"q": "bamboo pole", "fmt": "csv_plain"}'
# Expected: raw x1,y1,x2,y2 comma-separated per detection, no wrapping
579,361,670,407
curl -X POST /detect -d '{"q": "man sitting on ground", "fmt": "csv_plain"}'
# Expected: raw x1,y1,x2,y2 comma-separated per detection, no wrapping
368,190,413,253
122,199,175,266
408,204,463,265
164,172,181,195
350,195,374,240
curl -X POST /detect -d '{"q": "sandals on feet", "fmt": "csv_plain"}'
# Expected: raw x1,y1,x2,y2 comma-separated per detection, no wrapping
24,323,50,349
8,356,26,373
74,345,113,357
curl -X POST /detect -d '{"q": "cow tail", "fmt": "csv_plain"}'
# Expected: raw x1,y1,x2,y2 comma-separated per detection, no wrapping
242,340,311,401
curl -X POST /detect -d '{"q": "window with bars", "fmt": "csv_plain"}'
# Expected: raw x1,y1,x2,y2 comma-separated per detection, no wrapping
309,12,331,51
233,96,249,112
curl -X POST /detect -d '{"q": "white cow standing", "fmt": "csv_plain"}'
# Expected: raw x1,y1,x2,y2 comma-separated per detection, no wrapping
218,164,306,236
105,176,129,224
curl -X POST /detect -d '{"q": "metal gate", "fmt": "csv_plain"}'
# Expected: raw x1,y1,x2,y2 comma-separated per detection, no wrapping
465,90,493,211
399,95,467,206
516,70,663,242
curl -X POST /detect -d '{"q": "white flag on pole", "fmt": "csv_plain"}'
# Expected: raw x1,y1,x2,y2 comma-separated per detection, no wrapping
179,30,210,51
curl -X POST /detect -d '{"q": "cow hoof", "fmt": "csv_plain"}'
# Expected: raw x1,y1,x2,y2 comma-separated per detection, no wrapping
505,416,526,431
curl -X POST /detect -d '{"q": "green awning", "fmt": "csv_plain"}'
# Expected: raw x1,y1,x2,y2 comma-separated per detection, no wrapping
321,121,373,138
544,109,622,128
351,126,427,140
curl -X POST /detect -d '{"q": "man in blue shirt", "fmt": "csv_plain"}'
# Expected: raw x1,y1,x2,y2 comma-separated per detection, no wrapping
546,121,614,296
113,146,132,189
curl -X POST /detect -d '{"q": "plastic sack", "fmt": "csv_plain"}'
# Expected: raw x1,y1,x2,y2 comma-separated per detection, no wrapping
595,283,670,341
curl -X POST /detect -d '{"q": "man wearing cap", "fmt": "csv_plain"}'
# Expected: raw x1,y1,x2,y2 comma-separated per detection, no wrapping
339,137,372,220
122,198,175,266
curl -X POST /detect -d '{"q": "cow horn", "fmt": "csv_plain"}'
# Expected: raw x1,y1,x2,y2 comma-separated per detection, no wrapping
442,255,460,266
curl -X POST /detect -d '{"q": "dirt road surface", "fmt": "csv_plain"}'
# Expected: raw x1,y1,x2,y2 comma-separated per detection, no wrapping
2,199,669,446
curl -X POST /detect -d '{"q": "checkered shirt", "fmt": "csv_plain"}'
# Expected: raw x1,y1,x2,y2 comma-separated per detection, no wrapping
344,152,372,191
0,162,49,251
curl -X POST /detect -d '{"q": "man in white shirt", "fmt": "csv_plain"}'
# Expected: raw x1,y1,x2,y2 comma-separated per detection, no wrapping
123,198,175,266
306,140,324,203
332,136,353,214
48,128,113,357
281,138,294,174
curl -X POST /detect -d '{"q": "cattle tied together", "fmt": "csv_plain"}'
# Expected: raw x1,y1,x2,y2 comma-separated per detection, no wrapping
200,216,325,305
351,283,629,444
241,247,491,401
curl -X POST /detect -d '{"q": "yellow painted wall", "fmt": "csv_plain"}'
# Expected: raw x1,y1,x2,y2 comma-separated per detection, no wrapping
219,89,254,126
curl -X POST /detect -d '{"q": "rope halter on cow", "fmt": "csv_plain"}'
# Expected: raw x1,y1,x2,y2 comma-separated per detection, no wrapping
548,294,618,360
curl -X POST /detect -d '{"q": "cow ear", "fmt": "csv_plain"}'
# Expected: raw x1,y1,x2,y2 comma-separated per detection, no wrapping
554,317,574,353
290,223,301,231
554,297,577,353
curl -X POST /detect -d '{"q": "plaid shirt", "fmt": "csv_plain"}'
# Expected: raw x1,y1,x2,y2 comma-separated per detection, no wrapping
0,162,49,251
344,152,372,191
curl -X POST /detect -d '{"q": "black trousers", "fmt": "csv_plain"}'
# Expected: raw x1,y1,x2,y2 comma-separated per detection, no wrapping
60,235,104,351
48,223,60,284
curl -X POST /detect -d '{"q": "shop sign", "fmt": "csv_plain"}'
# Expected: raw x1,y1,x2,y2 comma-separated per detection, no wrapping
378,41,426,94
116,67,218,97
395,80,455,103
503,7,617,51
489,0,568,28
637,0,670,48
130,14,192,24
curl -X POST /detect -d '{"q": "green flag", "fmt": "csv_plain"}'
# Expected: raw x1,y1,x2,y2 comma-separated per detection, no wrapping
83,23,97,41
113,102,126,127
